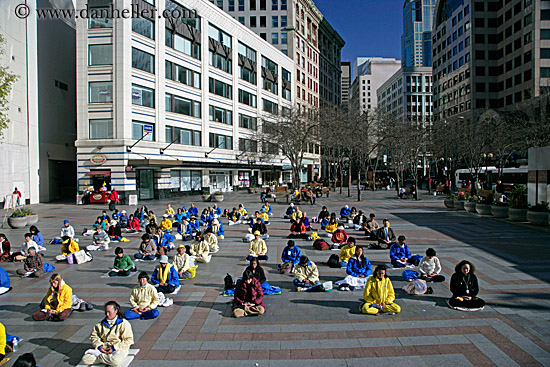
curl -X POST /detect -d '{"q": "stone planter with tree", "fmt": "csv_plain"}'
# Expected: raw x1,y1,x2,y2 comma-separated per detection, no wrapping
444,194,455,209
475,193,493,215
527,202,549,226
8,208,28,229
454,193,466,210
212,192,224,202
508,185,528,222
491,202,509,218
464,196,478,213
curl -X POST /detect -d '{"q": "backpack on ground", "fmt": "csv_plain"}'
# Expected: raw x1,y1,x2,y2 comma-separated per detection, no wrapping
402,279,427,295
278,262,293,274
224,273,235,291
313,239,330,251
327,254,340,268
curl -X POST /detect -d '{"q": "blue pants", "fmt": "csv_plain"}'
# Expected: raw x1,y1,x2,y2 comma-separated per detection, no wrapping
260,234,270,240
124,308,159,320
247,255,268,261
134,253,156,261
339,261,348,268
293,279,322,291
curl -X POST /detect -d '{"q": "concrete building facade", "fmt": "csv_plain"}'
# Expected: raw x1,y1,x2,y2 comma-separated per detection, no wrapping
75,0,295,202
402,0,436,68
341,61,351,109
318,18,344,108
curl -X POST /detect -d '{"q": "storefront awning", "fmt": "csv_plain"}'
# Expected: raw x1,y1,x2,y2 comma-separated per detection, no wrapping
85,170,111,176
128,159,282,170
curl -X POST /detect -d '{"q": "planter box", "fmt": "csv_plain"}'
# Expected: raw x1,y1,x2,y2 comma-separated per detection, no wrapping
26,214,38,225
526,211,549,226
509,208,528,222
454,200,465,210
201,194,211,202
464,202,477,213
212,195,224,202
491,206,509,218
8,216,27,229
444,199,455,208
476,203,492,215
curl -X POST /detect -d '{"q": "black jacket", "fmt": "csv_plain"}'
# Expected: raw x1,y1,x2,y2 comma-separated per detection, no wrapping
377,227,396,243
318,210,330,220
245,265,267,284
353,215,368,225
252,222,268,235
450,272,479,298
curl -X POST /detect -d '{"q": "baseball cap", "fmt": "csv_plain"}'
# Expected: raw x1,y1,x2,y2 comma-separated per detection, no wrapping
159,255,169,263
64,219,69,224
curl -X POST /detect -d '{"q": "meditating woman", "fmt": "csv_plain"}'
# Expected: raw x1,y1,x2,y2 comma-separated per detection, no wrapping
109,247,136,277
33,273,73,321
337,246,372,291
361,265,401,315
448,260,485,311
418,248,445,282
232,270,265,318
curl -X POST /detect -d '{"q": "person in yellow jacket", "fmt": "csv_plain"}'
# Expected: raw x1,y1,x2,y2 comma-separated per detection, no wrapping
0,322,5,361
291,206,303,222
33,273,73,321
124,272,160,320
247,231,268,261
237,204,249,219
361,265,401,315
189,233,211,263
56,236,80,262
165,203,175,218
159,214,173,231
204,228,219,253
81,300,134,366
293,256,322,292
325,218,338,234
339,237,356,268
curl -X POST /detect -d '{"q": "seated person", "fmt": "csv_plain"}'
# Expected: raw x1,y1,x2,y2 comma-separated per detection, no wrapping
293,256,322,292
174,208,187,230
371,219,395,249
389,235,413,268
348,207,358,222
448,260,485,310
13,233,41,262
338,237,357,268
325,218,338,234
228,208,242,225
33,273,73,321
100,210,111,223
261,201,273,216
93,217,107,232
340,205,351,219
249,211,264,228
178,218,194,240
353,210,368,230
232,270,266,318
173,245,193,279
364,213,380,240
418,248,445,282
0,234,10,262
331,225,349,248
279,240,301,272
337,246,372,291
318,206,330,223
288,218,308,239
251,218,269,240
124,272,160,320
361,265,401,315
159,214,173,231
245,257,267,284
119,210,129,228
284,203,296,219
200,209,211,226
258,211,269,224
55,236,79,262
146,210,157,225
60,219,76,240
134,234,156,261
112,209,121,221
301,212,312,230
145,219,159,235
16,247,43,277
211,204,222,217
0,322,5,361
204,228,219,253
88,224,110,250
29,226,44,248
151,255,180,294
80,301,134,367
127,214,140,232
291,206,303,222
109,247,136,277
188,203,199,217
188,216,200,235
209,218,225,240
165,203,175,218
0,267,11,295
237,204,249,220
107,220,122,242
154,228,175,254
189,233,211,263
247,231,268,261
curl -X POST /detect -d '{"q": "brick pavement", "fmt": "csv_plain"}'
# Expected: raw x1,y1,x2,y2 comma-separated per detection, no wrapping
0,188,549,366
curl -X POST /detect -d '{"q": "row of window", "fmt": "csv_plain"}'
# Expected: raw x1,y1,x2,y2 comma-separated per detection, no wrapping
222,0,287,11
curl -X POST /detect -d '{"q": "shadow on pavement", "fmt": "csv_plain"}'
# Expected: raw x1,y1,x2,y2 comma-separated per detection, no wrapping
28,338,89,365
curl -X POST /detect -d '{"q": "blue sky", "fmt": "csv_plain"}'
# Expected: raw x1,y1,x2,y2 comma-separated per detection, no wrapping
314,0,404,64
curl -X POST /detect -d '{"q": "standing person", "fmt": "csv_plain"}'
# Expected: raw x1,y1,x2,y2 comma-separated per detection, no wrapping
232,270,266,318
109,248,136,277
448,260,485,310
108,188,119,211
12,187,22,206
0,234,11,262
418,248,445,282
124,272,160,320
151,255,180,294
80,301,134,366
389,236,413,268
293,256,322,292
361,265,401,315
32,274,73,321
29,226,44,248
16,247,43,277
60,220,76,240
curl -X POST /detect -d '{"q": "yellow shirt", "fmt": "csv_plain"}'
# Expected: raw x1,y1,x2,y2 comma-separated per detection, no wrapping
339,244,356,262
44,282,73,312
165,207,175,215
130,283,159,309
259,212,269,222
90,318,134,352
363,276,396,305
159,218,173,230
291,210,303,221
62,239,80,255
237,208,248,216
0,322,5,356
249,238,267,256
325,223,338,233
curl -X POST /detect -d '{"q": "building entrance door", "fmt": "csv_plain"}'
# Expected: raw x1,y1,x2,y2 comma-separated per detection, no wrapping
137,169,154,200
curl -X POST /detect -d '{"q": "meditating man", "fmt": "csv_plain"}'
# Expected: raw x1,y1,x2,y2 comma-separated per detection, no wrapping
372,219,395,249
124,272,160,320
159,214,173,231
16,247,43,277
60,219,76,240
364,213,380,240
189,233,211,263
173,245,193,279
248,231,268,261
87,224,110,251
389,235,413,268
204,228,219,253
134,234,156,261
293,255,322,292
232,270,265,318
109,247,136,277
80,301,134,366
361,265,401,315
279,240,301,273
340,205,351,219
151,255,180,294
252,217,269,240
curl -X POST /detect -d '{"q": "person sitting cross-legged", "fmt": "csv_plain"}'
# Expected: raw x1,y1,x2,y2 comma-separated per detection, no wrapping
16,247,43,277
204,228,219,254
340,205,351,220
371,218,395,249
331,225,349,249
353,210,368,231
338,237,357,268
124,272,160,320
278,240,301,273
228,208,242,225
109,247,136,277
33,273,73,321
173,245,193,279
418,248,445,282
134,234,156,261
87,225,110,251
364,213,380,240
389,235,413,268
80,300,134,367
55,236,80,262
251,217,269,240
288,218,308,239
337,246,372,291
247,231,268,261
232,270,266,318
189,233,211,263
448,260,485,311
293,255,322,292
159,214,173,231
361,265,401,315
151,255,180,294
107,220,122,242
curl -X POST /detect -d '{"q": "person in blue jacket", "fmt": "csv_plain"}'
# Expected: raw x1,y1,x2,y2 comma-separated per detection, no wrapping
174,208,186,231
151,255,180,294
29,226,44,248
209,218,224,239
280,240,301,267
200,209,212,226
0,267,11,295
261,201,273,215
178,218,194,240
337,246,372,291
249,212,265,227
390,235,413,268
188,203,199,216
188,217,200,234
340,205,351,219
211,204,222,217
154,228,174,254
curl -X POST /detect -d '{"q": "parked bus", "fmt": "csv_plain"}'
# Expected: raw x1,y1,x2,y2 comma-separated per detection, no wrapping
455,166,528,192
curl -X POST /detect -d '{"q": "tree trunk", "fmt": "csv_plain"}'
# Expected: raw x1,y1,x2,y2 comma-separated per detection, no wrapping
339,161,343,195
373,158,380,191
357,167,362,201
347,160,352,197
426,159,431,194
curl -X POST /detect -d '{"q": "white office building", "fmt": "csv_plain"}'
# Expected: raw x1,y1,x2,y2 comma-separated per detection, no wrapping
76,0,294,202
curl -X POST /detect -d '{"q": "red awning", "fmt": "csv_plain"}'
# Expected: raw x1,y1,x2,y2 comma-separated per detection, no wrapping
85,170,111,176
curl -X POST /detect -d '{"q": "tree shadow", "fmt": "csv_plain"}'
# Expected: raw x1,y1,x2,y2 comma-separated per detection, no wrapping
28,337,89,366
291,299,364,314
105,283,135,289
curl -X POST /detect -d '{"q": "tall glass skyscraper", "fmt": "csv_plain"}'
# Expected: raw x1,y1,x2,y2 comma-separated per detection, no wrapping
401,0,436,67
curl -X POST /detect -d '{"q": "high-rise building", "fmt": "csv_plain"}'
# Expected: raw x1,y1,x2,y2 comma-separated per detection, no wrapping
318,18,345,107
341,61,351,109
402,0,436,68
350,57,401,113
75,0,295,201
432,0,547,121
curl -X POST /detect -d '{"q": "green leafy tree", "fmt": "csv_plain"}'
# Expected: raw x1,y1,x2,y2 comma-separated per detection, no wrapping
0,34,19,137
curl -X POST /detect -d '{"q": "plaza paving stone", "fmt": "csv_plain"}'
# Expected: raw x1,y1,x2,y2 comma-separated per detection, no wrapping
1,188,549,366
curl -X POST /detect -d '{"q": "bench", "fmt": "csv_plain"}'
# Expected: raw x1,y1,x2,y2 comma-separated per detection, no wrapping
478,189,493,199
436,185,446,194
458,188,471,196
272,186,290,203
